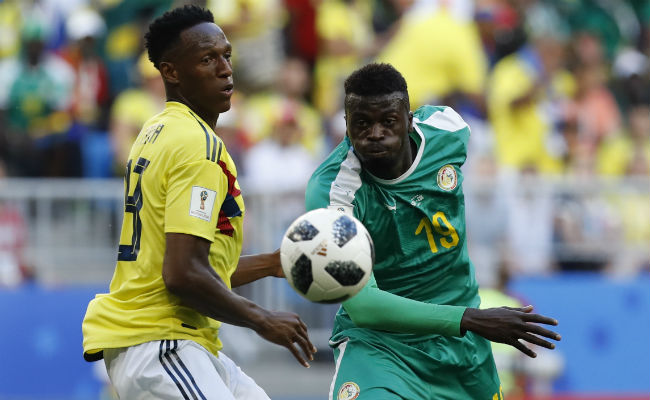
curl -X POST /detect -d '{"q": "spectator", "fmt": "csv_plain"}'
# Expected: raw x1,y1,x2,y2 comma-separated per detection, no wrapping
242,108,318,195
0,0,22,60
241,57,326,158
99,1,170,97
377,2,488,114
283,0,319,67
312,0,374,117
209,0,287,93
566,33,622,157
108,51,165,173
0,19,75,176
62,7,110,130
597,104,650,177
487,17,574,174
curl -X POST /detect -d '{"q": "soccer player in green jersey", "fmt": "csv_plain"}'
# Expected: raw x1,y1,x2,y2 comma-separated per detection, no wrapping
305,63,562,400
82,6,315,399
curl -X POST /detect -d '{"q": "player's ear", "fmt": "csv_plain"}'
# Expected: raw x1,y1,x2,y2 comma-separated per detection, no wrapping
159,61,179,85
408,111,413,131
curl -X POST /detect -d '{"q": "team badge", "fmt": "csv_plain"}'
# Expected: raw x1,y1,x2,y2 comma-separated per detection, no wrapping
338,382,360,400
190,186,216,221
437,164,457,191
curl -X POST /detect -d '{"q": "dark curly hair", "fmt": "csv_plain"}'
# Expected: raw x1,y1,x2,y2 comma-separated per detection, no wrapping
344,63,409,106
144,5,214,69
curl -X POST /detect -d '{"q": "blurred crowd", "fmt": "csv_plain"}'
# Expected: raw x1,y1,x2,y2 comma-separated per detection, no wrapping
0,0,648,287
0,0,648,179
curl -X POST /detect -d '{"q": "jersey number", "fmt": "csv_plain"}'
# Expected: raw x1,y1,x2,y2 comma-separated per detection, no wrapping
118,157,150,261
414,211,459,253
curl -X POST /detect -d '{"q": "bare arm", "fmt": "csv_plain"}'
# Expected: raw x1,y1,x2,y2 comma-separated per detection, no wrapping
230,250,283,288
162,233,315,366
460,305,561,358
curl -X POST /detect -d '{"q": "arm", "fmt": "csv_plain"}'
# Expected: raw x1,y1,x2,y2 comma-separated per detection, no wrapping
229,250,282,288
162,233,315,366
344,275,561,357
342,274,466,337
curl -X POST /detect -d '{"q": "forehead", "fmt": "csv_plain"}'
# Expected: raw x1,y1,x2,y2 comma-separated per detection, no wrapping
179,22,230,52
345,92,408,115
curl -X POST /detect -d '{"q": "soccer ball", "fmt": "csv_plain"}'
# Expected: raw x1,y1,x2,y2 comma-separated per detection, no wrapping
280,208,374,303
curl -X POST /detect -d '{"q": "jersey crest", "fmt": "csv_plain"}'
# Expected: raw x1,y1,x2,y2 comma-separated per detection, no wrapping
338,382,360,400
437,164,457,191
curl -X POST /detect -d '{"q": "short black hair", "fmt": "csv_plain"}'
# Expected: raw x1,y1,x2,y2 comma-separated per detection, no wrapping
145,5,214,69
344,63,409,102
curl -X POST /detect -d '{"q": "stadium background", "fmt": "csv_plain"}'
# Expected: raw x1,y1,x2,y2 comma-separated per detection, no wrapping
0,0,648,399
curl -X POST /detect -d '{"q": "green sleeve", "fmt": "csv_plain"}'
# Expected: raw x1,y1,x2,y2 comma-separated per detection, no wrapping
342,274,467,337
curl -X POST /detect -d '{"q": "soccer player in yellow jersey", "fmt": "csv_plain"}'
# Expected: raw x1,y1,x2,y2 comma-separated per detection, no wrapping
81,6,315,399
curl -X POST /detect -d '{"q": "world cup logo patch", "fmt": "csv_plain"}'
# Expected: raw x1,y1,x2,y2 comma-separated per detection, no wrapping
338,382,360,400
437,164,457,191
200,190,208,210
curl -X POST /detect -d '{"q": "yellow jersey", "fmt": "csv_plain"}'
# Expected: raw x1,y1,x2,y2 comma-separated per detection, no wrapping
82,101,245,360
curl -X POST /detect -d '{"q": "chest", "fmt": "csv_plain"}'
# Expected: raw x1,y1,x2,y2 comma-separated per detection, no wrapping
359,163,466,263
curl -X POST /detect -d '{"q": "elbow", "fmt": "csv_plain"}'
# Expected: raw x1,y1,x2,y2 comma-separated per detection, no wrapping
162,266,191,297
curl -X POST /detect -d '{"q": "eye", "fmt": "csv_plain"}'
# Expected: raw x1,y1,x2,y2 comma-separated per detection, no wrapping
201,56,213,64
385,118,396,125
224,52,232,61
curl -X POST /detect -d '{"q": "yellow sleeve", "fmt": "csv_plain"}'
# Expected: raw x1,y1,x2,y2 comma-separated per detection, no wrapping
164,159,227,242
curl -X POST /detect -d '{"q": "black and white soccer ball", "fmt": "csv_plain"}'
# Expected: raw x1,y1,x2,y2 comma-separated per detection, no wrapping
280,208,374,303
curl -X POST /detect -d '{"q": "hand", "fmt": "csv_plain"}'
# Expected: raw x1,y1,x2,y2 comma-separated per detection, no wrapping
461,305,561,358
255,310,316,367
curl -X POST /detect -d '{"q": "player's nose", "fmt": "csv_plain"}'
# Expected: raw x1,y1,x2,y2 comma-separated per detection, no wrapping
216,56,232,78
367,123,384,140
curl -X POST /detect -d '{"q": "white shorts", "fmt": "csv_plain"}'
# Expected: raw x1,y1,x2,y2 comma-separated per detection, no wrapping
104,339,270,400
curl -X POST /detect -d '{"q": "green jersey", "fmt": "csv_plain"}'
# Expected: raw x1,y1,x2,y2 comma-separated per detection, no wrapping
306,105,480,340
307,105,501,399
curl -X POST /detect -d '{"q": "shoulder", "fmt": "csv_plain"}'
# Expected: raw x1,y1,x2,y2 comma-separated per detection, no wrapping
413,105,469,133
309,139,354,185
306,138,361,210
146,105,222,165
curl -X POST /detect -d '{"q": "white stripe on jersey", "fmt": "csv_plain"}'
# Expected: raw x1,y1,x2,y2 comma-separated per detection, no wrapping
328,148,363,214
328,339,349,400
419,107,469,132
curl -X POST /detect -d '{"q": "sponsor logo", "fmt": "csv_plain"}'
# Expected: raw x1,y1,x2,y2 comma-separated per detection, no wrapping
338,382,360,400
437,165,457,191
189,186,216,221
328,205,353,215
410,194,424,206
311,239,328,257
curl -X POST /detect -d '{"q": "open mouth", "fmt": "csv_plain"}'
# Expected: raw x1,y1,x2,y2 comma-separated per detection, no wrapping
221,83,234,95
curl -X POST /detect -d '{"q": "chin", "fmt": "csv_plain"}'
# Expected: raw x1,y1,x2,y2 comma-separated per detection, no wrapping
215,101,231,114
360,154,393,168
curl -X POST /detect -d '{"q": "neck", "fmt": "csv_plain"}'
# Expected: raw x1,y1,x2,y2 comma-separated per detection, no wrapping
167,94,218,131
